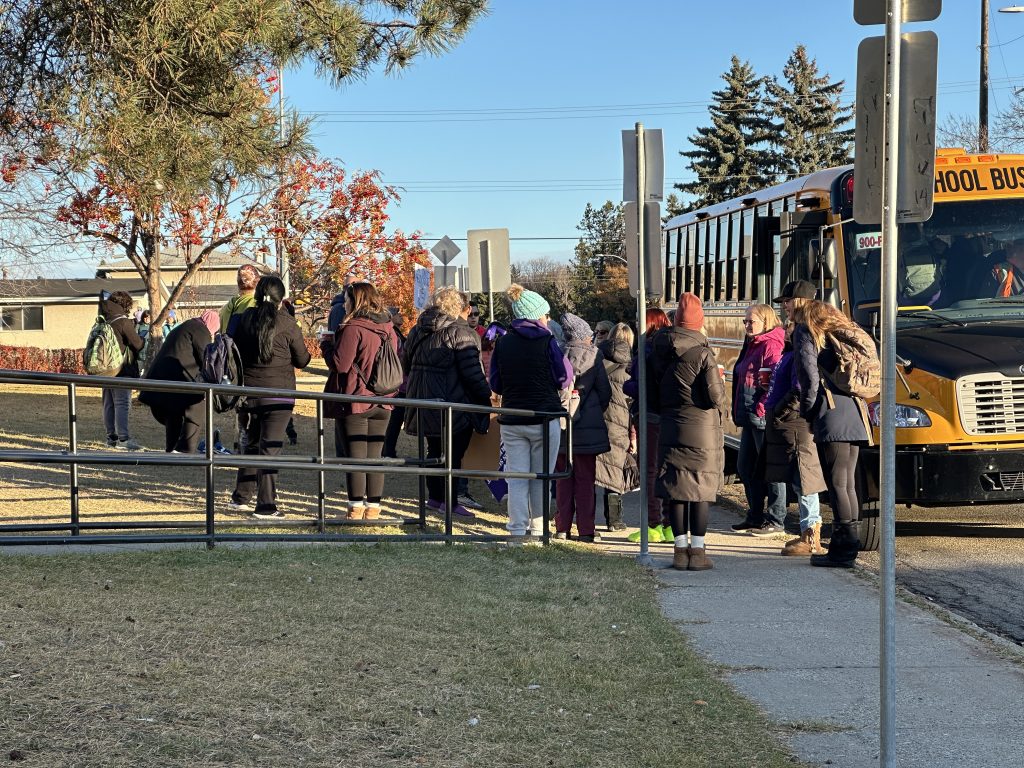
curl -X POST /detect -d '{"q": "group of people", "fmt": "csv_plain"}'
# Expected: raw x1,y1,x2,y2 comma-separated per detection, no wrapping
93,265,876,567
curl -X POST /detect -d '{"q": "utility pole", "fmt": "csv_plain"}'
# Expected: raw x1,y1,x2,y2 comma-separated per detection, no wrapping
277,67,290,294
981,0,990,152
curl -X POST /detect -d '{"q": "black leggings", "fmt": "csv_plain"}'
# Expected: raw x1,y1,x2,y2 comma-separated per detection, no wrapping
667,501,709,538
425,426,474,503
335,407,390,503
818,442,860,525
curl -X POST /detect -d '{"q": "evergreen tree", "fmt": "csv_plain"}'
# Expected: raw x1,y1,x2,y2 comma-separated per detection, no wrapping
675,56,776,209
766,45,853,177
569,201,624,316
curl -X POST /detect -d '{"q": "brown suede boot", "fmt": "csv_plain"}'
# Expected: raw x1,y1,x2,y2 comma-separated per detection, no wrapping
781,530,813,556
687,546,714,571
808,523,823,553
672,547,689,570
345,503,365,520
363,505,381,520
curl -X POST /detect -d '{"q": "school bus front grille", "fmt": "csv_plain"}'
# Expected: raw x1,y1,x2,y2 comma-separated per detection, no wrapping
957,374,1024,435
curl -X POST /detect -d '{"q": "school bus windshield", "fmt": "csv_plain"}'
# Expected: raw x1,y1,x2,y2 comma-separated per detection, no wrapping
844,198,1024,320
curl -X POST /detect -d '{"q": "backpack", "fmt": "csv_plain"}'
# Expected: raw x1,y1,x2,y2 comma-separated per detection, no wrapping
83,316,126,376
820,325,881,399
354,328,403,396
200,333,245,412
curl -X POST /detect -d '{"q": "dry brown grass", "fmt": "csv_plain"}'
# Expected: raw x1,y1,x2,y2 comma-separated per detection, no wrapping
1,545,802,768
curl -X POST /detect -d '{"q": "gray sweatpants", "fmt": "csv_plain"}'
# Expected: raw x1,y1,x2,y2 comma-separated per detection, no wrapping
102,387,132,441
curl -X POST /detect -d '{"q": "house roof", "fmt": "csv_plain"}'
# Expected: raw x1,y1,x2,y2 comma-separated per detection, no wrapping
95,249,272,277
0,278,238,307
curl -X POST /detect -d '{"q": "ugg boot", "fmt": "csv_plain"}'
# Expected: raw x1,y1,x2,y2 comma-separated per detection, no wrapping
363,505,381,520
687,546,714,571
782,528,813,556
672,547,689,570
345,502,365,520
605,493,627,531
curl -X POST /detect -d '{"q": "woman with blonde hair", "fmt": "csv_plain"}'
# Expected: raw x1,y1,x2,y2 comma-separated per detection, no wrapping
792,299,873,568
403,285,492,519
730,302,787,535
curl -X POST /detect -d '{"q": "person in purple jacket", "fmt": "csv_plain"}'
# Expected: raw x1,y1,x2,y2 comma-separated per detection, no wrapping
489,284,572,543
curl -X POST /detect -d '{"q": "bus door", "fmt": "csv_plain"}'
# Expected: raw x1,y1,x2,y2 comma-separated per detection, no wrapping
778,211,828,305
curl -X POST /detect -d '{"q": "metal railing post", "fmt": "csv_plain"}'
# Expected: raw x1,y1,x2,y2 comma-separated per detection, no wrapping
542,416,551,545
204,386,215,549
417,407,426,528
68,383,80,536
316,399,326,533
444,404,454,541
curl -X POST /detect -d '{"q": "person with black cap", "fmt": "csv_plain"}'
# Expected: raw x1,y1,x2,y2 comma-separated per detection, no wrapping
775,280,817,322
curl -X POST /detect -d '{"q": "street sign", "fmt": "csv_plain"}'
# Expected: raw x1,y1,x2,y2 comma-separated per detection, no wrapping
430,235,460,265
854,32,938,224
466,228,511,293
624,201,664,298
622,129,664,202
854,0,940,25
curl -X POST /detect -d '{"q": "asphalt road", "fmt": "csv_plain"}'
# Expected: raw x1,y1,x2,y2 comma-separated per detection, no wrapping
857,503,1024,646
716,483,1024,645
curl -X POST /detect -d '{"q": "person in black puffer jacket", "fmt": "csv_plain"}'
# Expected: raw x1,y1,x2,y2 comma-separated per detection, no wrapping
595,323,635,532
138,310,221,453
652,293,728,572
98,291,146,450
554,312,611,542
403,287,492,519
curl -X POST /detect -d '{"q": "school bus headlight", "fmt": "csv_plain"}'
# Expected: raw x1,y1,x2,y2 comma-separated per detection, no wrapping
867,403,932,428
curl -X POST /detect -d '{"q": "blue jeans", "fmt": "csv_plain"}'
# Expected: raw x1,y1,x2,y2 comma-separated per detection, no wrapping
737,425,786,526
792,473,821,530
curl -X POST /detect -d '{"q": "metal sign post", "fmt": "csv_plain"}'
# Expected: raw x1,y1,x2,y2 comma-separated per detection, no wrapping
467,228,511,324
878,5,901,765
633,123,654,567
431,236,460,289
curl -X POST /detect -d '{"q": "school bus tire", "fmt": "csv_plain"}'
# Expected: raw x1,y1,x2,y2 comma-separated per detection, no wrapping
857,503,880,552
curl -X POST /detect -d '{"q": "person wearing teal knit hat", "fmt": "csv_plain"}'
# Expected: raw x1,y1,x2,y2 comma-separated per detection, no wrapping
508,286,551,320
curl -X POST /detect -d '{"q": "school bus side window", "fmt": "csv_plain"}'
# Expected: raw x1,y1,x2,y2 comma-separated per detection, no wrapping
740,208,755,300
705,218,717,300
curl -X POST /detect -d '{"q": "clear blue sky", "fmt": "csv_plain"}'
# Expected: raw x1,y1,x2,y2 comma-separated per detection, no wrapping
281,1,1023,274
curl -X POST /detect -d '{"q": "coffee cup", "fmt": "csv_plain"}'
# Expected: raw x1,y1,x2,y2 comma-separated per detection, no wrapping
758,366,772,387
717,364,725,378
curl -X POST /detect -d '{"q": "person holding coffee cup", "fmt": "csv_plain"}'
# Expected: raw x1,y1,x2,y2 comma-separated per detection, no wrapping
730,303,787,536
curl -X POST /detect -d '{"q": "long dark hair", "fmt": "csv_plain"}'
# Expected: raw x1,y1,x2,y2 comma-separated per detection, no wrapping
253,275,285,363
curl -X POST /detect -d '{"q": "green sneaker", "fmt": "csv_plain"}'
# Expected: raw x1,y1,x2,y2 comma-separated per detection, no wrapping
627,527,663,544
659,524,677,545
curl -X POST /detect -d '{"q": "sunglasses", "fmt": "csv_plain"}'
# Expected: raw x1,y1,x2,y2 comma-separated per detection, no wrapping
468,312,480,318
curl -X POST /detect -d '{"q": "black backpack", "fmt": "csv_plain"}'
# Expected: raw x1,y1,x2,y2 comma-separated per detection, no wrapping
354,328,402,396
200,333,245,412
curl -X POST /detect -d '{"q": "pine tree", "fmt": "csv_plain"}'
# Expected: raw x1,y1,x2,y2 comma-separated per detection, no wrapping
569,201,624,315
675,56,776,209
766,45,853,177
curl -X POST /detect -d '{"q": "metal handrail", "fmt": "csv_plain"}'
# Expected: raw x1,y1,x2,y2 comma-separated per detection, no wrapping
0,368,573,547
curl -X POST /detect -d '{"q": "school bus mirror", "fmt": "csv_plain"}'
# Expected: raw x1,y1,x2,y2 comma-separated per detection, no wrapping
854,300,881,329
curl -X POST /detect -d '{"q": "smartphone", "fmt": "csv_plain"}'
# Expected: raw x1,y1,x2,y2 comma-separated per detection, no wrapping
100,290,111,301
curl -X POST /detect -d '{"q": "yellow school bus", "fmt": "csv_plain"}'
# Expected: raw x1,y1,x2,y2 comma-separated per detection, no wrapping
662,149,1024,550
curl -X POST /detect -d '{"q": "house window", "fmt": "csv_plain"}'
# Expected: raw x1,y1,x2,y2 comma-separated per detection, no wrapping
0,306,44,331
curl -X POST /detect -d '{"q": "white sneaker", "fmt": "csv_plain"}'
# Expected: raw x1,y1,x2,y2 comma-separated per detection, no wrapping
227,498,254,512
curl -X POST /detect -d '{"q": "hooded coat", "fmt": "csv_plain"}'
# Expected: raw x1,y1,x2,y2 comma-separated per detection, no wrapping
324,310,396,418
137,318,212,412
559,337,611,455
793,324,871,444
403,306,491,437
595,337,633,493
651,326,727,502
731,324,785,429
99,297,145,378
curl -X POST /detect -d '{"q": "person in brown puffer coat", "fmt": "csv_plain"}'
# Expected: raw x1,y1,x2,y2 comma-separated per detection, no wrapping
595,323,635,532
651,293,727,571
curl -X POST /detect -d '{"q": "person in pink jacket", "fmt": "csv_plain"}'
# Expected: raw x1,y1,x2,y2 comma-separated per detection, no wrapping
730,303,787,535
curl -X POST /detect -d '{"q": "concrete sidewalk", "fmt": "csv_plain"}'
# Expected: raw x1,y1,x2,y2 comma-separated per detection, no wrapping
610,497,1024,768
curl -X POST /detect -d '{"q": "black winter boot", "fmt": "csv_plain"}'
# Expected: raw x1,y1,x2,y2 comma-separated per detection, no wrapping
605,493,627,531
811,521,859,568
